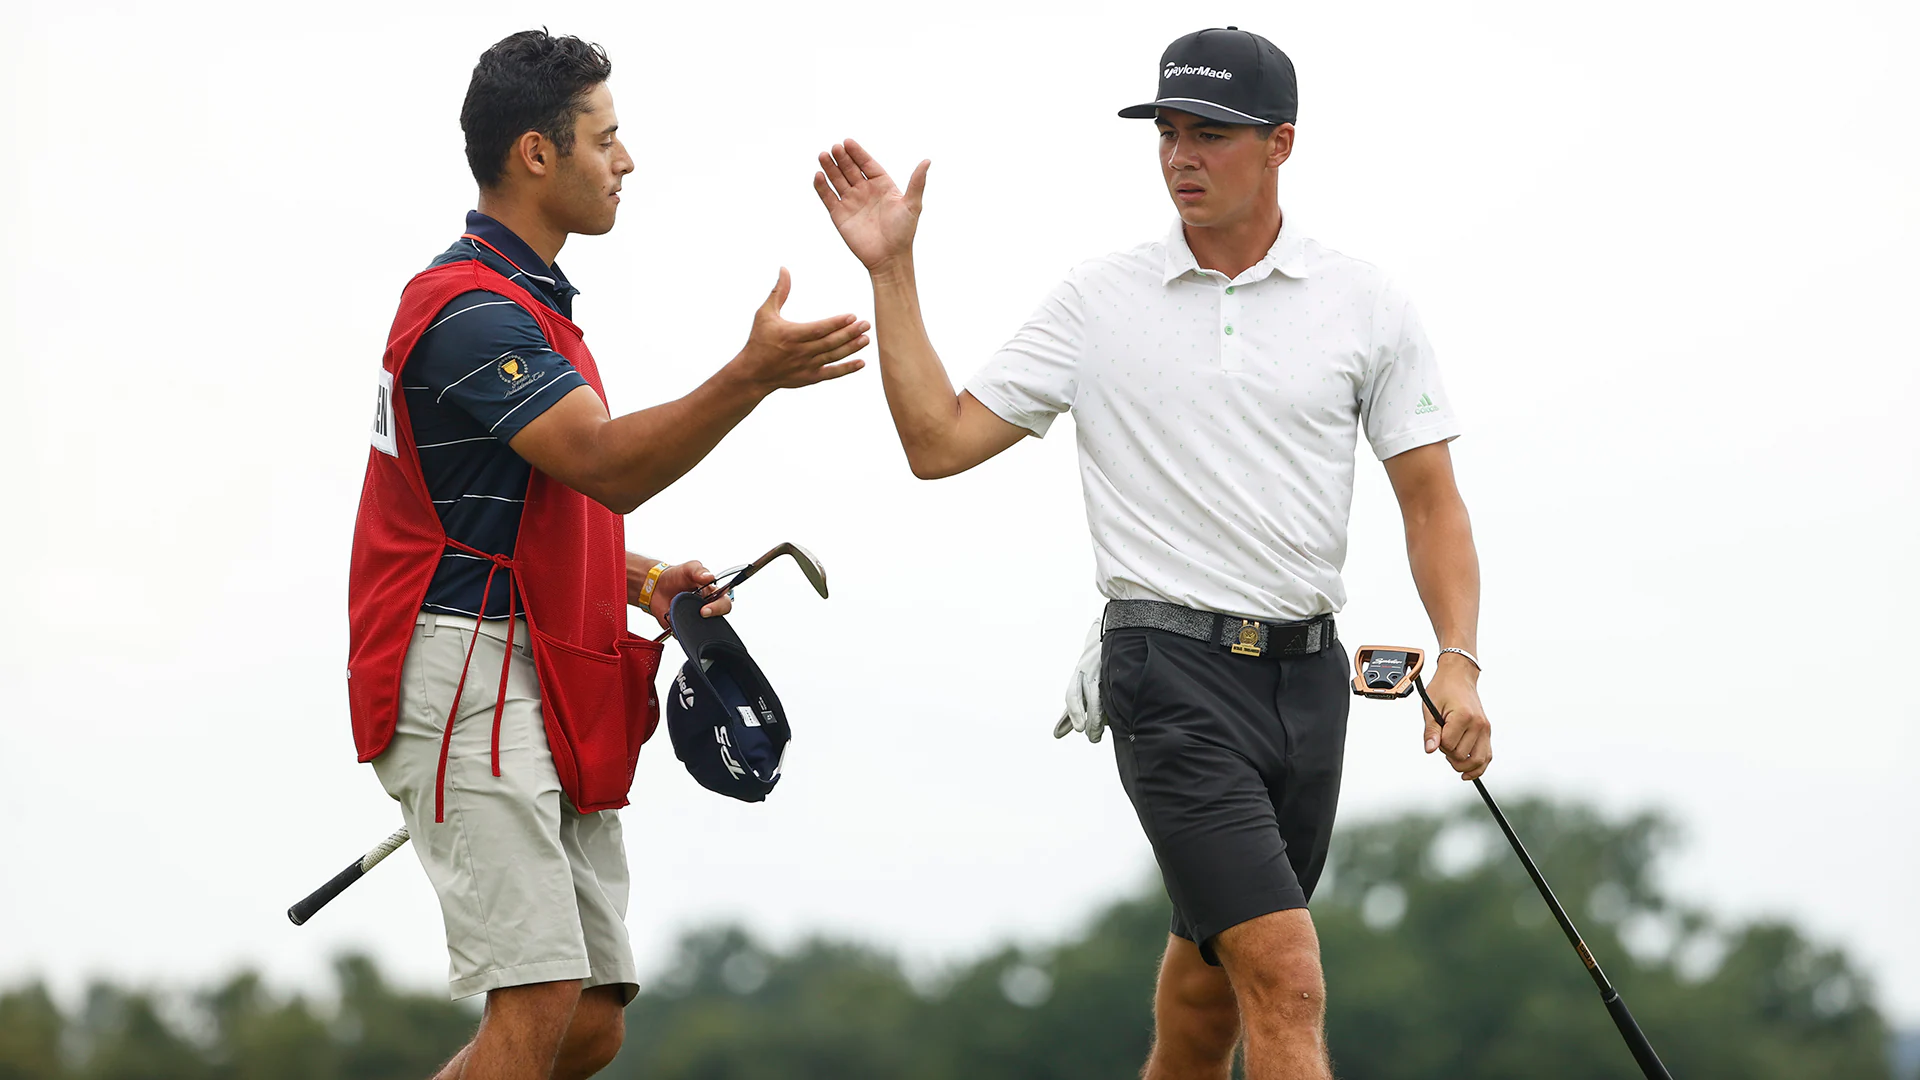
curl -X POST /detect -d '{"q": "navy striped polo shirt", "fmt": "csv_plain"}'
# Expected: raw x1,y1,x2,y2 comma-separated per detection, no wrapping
404,211,589,619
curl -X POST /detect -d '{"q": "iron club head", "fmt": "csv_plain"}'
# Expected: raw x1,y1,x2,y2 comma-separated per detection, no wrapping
710,542,829,599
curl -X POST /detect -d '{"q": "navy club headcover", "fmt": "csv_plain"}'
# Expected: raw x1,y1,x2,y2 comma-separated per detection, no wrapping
664,590,791,802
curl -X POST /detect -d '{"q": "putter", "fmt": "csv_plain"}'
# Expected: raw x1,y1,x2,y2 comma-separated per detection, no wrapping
294,543,832,925
1352,646,1674,1080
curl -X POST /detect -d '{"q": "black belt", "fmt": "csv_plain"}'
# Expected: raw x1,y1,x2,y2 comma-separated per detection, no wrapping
1102,599,1335,658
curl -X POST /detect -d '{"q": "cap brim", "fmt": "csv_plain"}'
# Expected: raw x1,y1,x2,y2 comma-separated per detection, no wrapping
669,590,747,659
1118,98,1279,125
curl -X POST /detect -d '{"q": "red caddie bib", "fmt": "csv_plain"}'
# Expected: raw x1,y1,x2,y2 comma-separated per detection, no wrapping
347,252,662,816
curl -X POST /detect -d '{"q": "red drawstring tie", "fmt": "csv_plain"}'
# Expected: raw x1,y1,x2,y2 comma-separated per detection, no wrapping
433,540,520,824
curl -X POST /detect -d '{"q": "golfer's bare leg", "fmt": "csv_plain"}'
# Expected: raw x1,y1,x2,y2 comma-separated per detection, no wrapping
551,986,626,1080
1143,935,1241,1080
1213,909,1331,1080
431,979,583,1080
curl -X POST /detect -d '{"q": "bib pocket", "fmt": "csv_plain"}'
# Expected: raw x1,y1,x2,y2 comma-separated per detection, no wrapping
529,629,664,812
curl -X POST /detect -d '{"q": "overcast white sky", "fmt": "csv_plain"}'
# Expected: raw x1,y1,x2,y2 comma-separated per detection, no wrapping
3,0,1915,1029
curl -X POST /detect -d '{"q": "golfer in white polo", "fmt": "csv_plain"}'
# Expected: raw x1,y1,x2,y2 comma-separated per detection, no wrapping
814,26,1493,1080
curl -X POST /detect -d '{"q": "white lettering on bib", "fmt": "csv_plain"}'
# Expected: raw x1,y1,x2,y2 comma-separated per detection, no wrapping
371,369,398,457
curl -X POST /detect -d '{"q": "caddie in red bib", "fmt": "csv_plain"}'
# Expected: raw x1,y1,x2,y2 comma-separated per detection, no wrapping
345,29,870,1080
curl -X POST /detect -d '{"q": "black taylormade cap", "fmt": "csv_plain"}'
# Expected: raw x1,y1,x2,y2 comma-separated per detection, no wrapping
1118,27,1297,126
664,590,791,803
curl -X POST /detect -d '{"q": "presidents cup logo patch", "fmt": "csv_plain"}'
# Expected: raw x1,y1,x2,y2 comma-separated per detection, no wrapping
1165,62,1234,80
496,354,546,395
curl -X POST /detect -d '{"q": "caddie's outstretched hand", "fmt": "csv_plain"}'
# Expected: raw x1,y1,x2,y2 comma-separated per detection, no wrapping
1423,657,1492,781
814,138,929,273
733,268,870,391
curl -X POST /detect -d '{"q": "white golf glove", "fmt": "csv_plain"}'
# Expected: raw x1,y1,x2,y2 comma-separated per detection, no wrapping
1053,617,1106,743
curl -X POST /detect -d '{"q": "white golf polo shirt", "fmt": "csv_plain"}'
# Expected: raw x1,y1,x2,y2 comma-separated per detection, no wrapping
966,217,1460,622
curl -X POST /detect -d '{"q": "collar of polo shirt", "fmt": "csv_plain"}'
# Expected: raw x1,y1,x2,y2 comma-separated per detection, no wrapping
464,210,579,300
1161,216,1311,285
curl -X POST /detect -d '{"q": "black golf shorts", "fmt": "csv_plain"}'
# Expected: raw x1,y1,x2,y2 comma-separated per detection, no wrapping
1102,626,1350,966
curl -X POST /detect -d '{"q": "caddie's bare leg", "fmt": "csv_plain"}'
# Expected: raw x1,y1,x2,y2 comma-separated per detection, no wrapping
551,986,626,1080
1214,909,1331,1080
1144,934,1242,1080
451,979,583,1080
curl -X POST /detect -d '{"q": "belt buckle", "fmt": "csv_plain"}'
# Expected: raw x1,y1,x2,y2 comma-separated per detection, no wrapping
1230,619,1263,657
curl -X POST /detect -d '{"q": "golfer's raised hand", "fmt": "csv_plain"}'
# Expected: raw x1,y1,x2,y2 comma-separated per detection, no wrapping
732,268,869,390
813,138,929,273
1423,658,1492,781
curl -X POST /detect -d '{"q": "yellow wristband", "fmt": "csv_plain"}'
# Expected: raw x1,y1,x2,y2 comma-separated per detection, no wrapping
638,561,671,607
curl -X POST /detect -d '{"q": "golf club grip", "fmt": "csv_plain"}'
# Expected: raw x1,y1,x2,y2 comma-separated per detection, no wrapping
1603,989,1673,1079
287,828,410,926
287,859,366,926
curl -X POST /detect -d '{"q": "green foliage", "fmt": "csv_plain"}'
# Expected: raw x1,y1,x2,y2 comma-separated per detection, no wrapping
909,892,1167,1080
73,984,205,1080
0,962,475,1080
329,955,475,1080
602,799,1896,1080
1311,798,1893,1079
608,894,1171,1080
0,800,1899,1079
0,984,67,1080
622,928,926,1078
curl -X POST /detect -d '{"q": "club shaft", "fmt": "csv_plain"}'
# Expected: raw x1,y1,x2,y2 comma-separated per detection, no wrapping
1412,676,1673,1080
1466,777,1611,992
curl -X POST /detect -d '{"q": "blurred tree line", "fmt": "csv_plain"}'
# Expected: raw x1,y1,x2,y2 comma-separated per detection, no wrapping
0,799,1904,1079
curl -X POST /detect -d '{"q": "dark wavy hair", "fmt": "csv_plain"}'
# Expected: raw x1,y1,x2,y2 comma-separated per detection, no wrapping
461,29,613,187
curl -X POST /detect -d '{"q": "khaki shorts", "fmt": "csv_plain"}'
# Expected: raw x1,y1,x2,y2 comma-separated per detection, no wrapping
373,612,638,1002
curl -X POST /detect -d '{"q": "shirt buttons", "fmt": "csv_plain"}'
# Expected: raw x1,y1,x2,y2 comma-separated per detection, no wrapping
1225,286,1235,295
1224,325,1235,335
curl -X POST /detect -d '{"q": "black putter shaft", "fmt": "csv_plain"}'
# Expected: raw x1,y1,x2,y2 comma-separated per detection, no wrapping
1412,674,1673,1080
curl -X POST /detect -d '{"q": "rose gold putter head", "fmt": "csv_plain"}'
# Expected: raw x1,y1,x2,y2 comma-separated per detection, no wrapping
1352,646,1425,699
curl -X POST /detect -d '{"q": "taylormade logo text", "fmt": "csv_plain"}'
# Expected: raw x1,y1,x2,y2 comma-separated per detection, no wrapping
1165,62,1234,81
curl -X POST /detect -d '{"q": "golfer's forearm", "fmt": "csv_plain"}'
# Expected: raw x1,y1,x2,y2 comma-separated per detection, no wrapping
580,368,768,512
1404,501,1480,657
869,259,970,477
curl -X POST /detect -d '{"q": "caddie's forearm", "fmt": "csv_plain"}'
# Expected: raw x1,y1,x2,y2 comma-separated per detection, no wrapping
1404,498,1480,659
869,258,968,476
589,367,768,512
626,552,664,606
